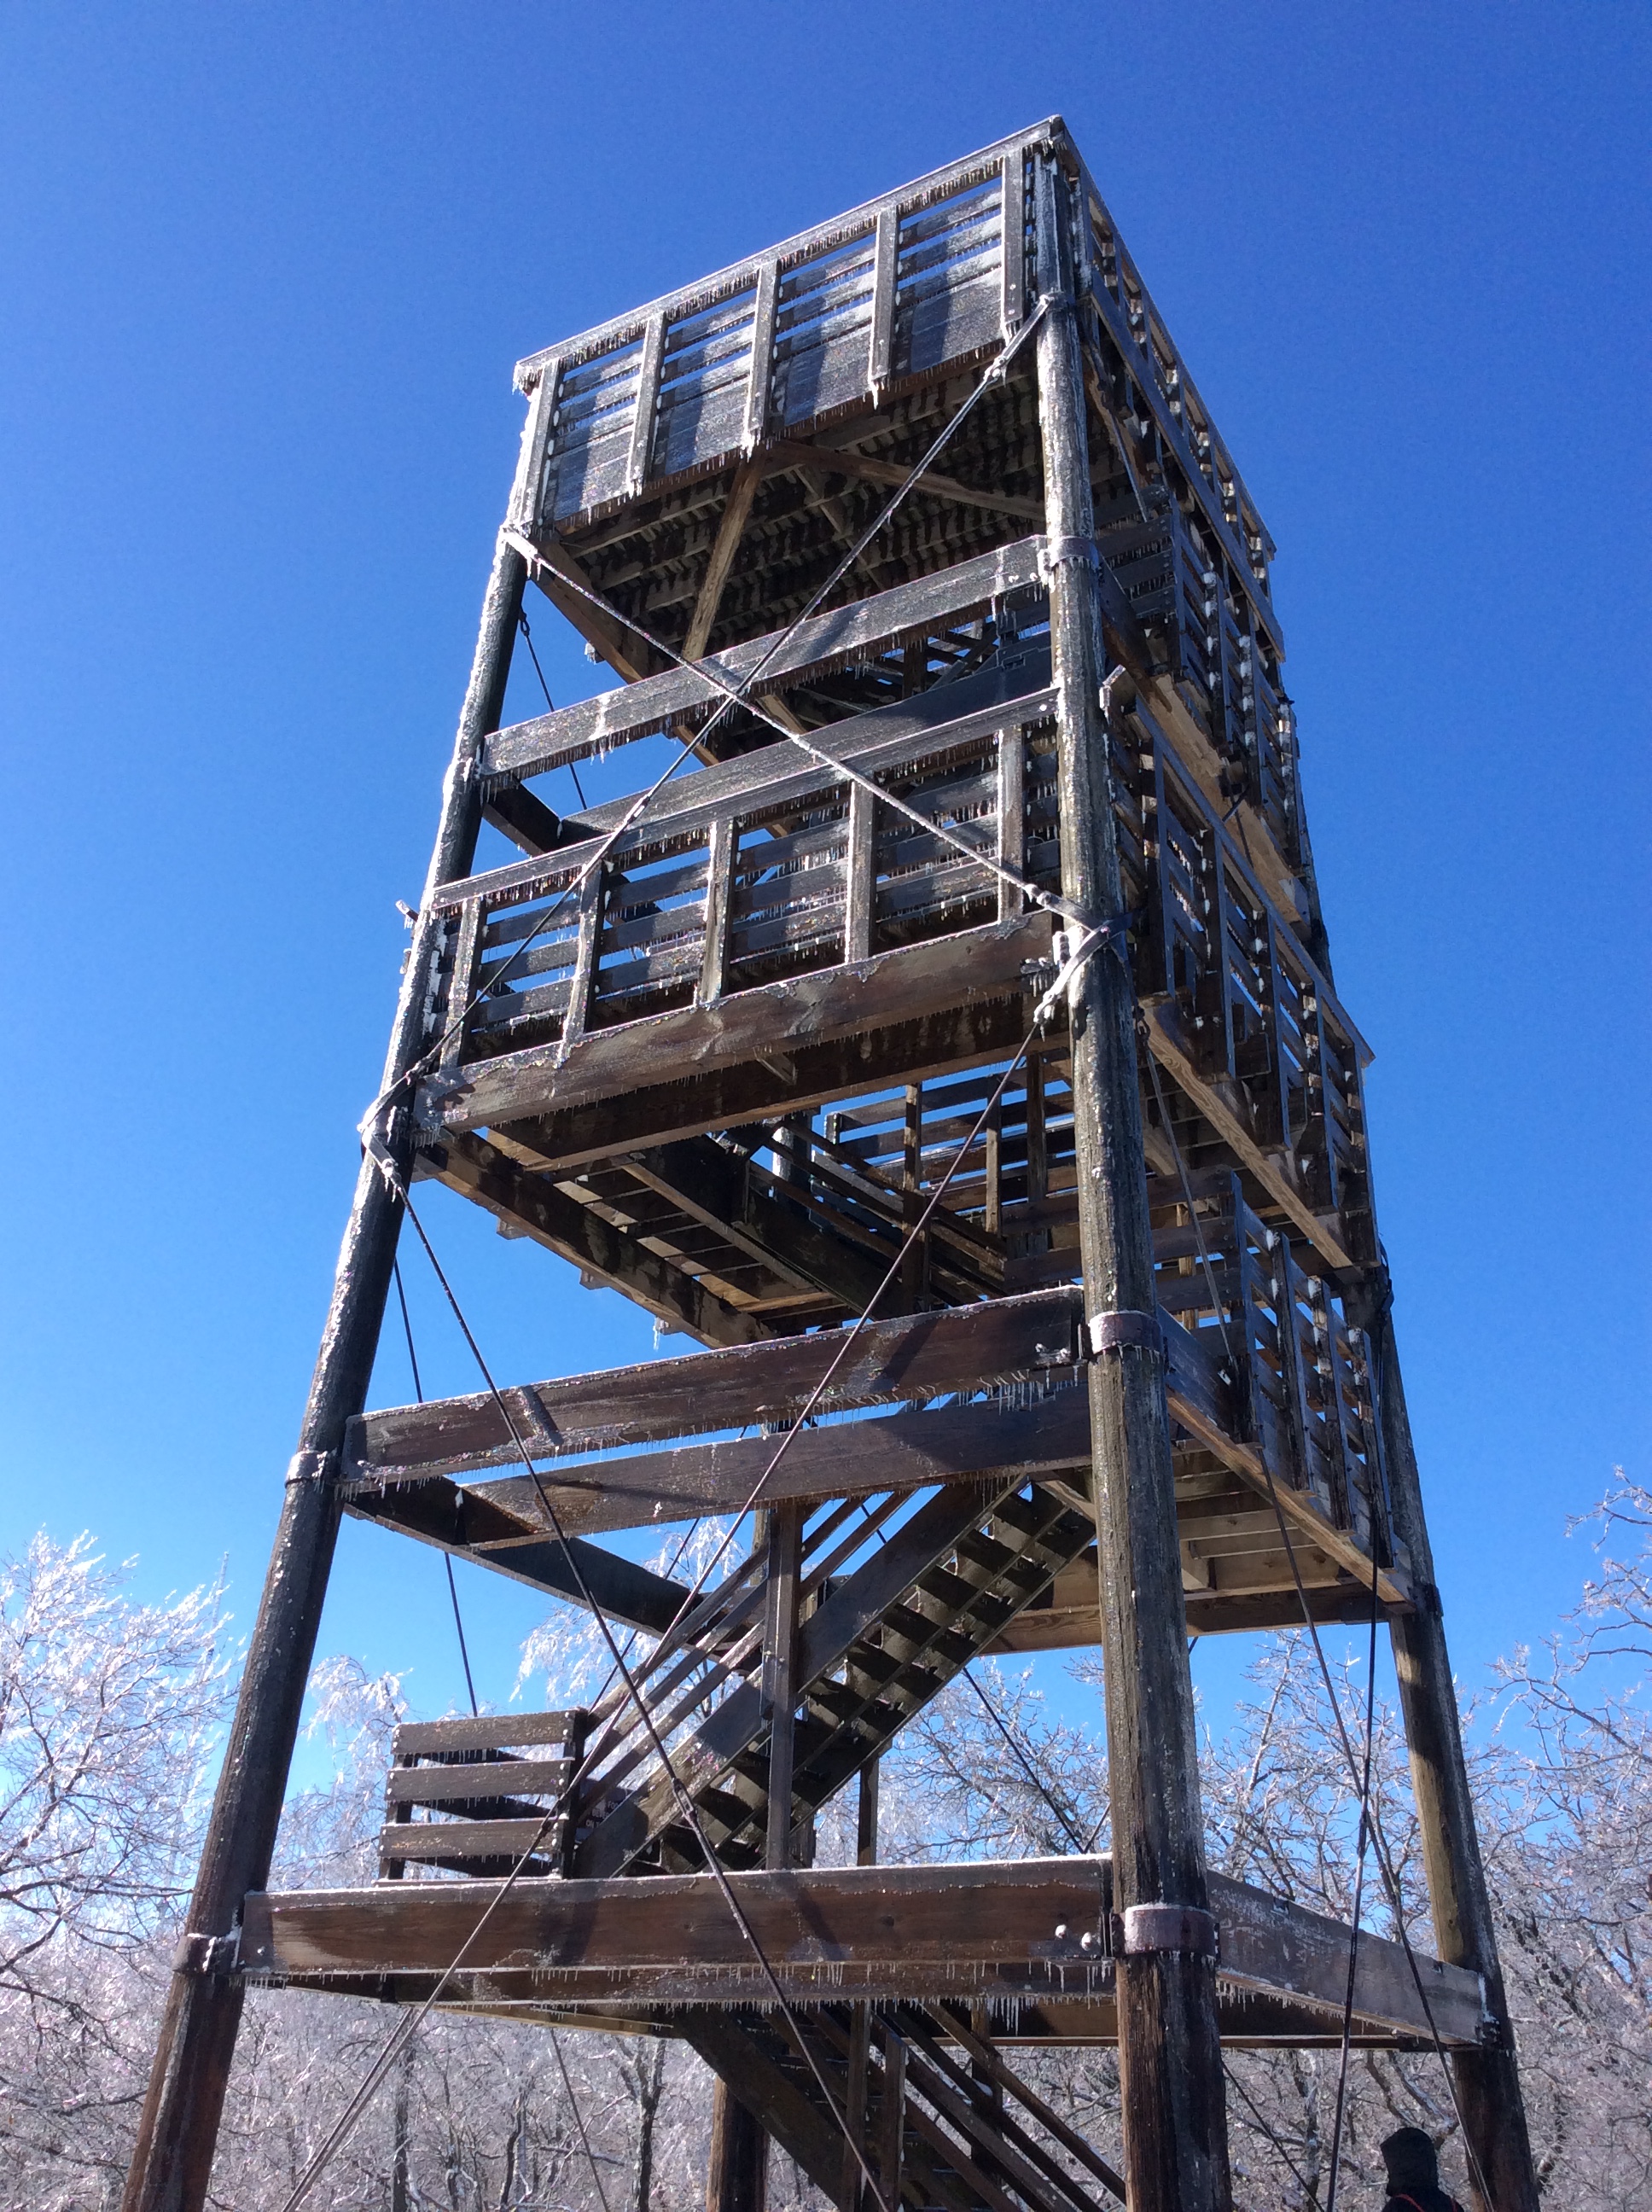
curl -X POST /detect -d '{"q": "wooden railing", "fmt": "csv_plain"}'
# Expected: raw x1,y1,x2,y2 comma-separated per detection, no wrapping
379,1711,587,1880
419,672,1370,1265
516,132,1035,531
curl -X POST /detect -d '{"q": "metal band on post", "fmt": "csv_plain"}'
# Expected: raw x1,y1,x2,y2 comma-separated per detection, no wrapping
1041,533,1101,573
283,1449,336,1488
1086,1308,1163,1358
1114,1905,1220,1961
172,1933,240,1979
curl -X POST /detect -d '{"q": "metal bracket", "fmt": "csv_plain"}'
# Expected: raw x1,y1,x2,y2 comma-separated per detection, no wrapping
1039,533,1100,577
1086,1309,1163,1359
1113,1904,1219,1960
284,1449,337,1489
172,1930,241,1978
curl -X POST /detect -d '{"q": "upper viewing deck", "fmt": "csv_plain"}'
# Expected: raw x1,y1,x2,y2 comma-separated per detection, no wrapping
385,122,1394,1652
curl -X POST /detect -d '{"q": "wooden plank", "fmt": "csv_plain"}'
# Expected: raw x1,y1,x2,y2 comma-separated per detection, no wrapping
379,1819,560,1862
387,1759,569,1806
507,358,560,533
346,1289,1085,1485
844,780,876,963
344,1481,693,1630
514,120,1056,385
483,781,563,857
467,672,1053,923
241,1854,1486,2044
482,538,1049,780
744,259,779,449
683,462,764,663
696,814,736,1006
760,1500,803,1869
868,207,898,391
486,992,1038,1172
428,1131,767,1349
1000,149,1026,332
422,911,1051,1135
769,439,1044,527
625,312,666,498
395,1713,579,1755
465,1389,1095,1535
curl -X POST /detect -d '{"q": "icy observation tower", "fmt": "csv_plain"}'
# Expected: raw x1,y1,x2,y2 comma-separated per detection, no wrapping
125,120,1536,2212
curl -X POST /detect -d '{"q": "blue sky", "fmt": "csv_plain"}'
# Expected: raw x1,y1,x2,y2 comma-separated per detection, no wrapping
3,3,1648,1749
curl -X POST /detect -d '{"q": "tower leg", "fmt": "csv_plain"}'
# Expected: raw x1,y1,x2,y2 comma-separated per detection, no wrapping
707,2080,768,2212
1364,1297,1539,2212
121,533,526,2212
1034,168,1231,2212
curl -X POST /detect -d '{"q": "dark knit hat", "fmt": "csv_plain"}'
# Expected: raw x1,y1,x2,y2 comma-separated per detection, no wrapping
1382,2128,1439,2190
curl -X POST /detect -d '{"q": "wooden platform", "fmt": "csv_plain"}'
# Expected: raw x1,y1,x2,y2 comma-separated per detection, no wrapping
241,1855,1486,2050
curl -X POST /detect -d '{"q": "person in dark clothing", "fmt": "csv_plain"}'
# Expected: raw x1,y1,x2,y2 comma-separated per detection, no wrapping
1380,2127,1466,2212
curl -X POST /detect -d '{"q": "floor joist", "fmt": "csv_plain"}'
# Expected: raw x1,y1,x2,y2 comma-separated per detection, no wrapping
241,1854,1486,2047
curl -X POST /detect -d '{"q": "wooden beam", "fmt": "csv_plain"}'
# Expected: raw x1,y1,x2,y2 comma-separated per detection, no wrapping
526,536,657,684
684,462,764,663
421,911,1051,1138
483,991,1037,1173
465,665,1054,902
482,782,563,857
240,1855,1487,2046
766,439,1045,527
342,1475,692,1632
429,1131,767,1349
483,538,1048,781
346,1289,1085,1487
1036,178,1229,2212
119,529,535,2212
621,1138,888,1316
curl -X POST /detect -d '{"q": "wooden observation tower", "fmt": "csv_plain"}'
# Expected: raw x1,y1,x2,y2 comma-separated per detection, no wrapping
125,121,1537,2212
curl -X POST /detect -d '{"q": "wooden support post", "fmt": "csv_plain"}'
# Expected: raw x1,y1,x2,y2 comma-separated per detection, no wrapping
1358,1289,1539,2212
120,527,527,2212
761,1500,804,1871
707,2081,769,2212
845,1748,881,2207
875,2024,905,2212
1033,158,1231,2212
841,2005,873,2212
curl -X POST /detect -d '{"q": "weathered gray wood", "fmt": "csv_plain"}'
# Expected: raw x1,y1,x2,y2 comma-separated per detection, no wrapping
685,462,763,662
1000,150,1026,334
121,528,530,2212
395,1712,579,1755
515,119,1054,387
347,1289,1082,1480
868,207,898,393
468,1389,1094,1533
1357,1290,1540,2212
621,1138,887,1315
759,1500,802,1870
378,1818,560,1864
423,911,1051,1136
1035,161,1230,2212
744,259,779,451
386,1759,570,1806
466,649,1054,910
482,781,563,856
626,312,666,498
481,539,1049,781
429,1131,766,1349
239,1855,1486,2046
